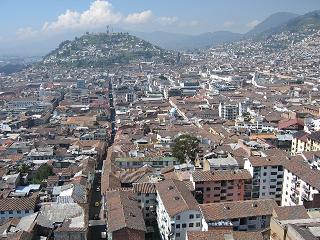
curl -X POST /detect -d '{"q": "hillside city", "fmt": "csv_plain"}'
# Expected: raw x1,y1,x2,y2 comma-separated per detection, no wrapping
1,6,320,240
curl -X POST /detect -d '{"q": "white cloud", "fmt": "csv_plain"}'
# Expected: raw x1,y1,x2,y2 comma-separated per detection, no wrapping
14,0,199,39
157,16,178,26
42,1,122,32
246,20,260,29
124,10,153,24
223,21,235,28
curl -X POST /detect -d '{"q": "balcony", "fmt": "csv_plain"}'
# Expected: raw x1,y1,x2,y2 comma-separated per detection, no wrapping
301,194,309,201
290,195,299,204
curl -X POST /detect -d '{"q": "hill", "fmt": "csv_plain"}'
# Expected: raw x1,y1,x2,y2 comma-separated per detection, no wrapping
43,32,175,68
275,10,320,34
246,12,299,36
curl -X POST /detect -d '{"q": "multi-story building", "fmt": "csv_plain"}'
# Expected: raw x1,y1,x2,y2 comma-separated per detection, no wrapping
133,183,157,226
291,131,309,154
244,156,285,205
200,199,278,232
191,170,252,204
218,102,240,120
306,131,320,151
156,179,203,240
281,158,320,206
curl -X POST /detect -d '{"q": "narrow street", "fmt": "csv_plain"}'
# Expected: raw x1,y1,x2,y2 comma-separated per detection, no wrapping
88,78,116,240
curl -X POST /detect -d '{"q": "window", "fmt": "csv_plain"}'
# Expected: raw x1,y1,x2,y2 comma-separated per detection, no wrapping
189,214,194,219
176,224,180,229
196,222,201,227
25,210,29,214
182,224,186,228
17,210,21,214
206,187,211,191
146,193,149,197
146,207,149,211
189,223,194,227
176,215,180,220
9,211,13,214
176,233,180,238
0,211,4,215
196,214,201,218
146,200,149,204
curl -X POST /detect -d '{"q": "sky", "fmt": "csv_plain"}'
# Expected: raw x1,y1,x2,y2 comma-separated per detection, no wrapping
0,0,319,55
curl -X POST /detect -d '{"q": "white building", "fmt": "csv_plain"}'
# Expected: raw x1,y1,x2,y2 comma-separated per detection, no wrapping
244,156,285,205
218,102,240,120
156,179,203,240
281,157,320,206
200,199,277,231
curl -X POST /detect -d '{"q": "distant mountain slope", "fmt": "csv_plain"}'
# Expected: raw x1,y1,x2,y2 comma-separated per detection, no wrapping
135,31,243,50
43,32,175,68
275,10,320,34
246,12,299,36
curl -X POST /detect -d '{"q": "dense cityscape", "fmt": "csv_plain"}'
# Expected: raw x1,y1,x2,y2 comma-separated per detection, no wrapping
1,1,320,240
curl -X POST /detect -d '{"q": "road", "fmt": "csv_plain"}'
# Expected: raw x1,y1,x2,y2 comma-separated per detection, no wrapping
88,158,105,239
88,78,115,240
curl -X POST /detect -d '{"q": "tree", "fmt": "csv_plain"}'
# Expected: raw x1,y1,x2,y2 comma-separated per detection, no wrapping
143,123,151,135
172,134,200,164
31,164,54,184
18,163,31,174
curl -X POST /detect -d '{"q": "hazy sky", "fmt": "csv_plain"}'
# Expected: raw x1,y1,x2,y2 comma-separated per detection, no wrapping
0,0,319,55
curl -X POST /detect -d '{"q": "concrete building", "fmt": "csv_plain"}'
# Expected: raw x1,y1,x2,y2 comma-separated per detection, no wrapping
219,102,240,120
281,158,320,206
200,199,278,232
191,170,252,204
156,179,203,240
244,156,285,205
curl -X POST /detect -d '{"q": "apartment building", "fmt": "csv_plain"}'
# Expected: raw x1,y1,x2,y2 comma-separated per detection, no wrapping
291,131,309,154
244,156,285,205
156,179,203,240
200,199,278,232
218,102,240,120
281,158,320,206
191,170,252,204
133,182,157,226
306,131,320,151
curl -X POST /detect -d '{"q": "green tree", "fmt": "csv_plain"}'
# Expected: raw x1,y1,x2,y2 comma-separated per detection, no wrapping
172,134,200,164
18,163,31,174
31,164,54,184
